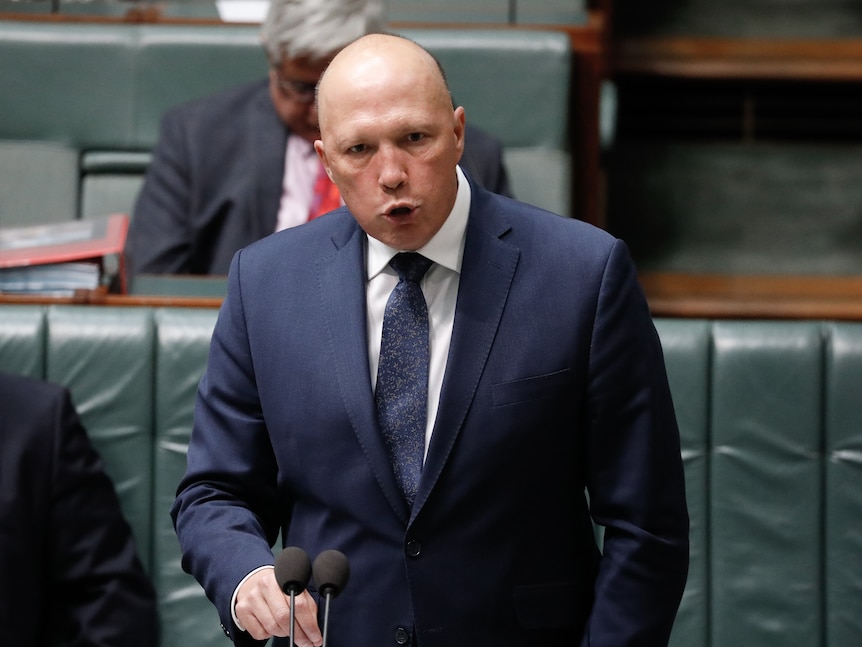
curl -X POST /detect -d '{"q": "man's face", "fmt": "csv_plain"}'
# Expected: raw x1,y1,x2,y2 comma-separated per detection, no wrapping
315,37,465,252
268,54,333,144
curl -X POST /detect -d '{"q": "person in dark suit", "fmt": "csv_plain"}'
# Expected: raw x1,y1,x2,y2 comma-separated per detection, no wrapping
126,0,511,276
172,33,689,647
0,371,158,647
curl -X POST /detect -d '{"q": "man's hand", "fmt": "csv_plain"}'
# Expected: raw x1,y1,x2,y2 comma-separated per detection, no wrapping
235,568,322,646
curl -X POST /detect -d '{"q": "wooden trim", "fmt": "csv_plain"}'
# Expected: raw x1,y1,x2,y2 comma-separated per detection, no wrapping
0,9,224,24
0,291,222,308
613,37,862,81
641,272,862,320
7,271,862,320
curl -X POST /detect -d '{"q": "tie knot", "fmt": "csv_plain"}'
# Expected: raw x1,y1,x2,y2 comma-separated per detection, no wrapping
390,252,433,283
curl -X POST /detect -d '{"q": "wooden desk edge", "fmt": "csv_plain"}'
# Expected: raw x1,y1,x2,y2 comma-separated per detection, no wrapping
0,291,223,308
613,36,862,81
641,272,862,320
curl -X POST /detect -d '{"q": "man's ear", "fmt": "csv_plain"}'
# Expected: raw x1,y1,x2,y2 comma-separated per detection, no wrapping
313,140,331,177
453,105,466,159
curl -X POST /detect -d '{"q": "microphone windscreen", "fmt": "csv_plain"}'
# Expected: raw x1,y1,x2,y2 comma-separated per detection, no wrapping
312,549,350,598
275,546,312,595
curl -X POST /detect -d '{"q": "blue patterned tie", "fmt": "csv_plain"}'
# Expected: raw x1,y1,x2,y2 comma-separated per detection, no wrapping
375,252,433,506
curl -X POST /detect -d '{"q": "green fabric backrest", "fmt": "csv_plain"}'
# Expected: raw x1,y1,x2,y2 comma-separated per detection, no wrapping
513,0,589,24
0,304,45,377
152,308,222,647
0,21,570,153
0,141,79,226
503,148,572,217
824,323,862,644
0,21,573,220
710,321,823,647
654,319,710,647
387,0,511,23
79,150,150,220
0,21,136,147
45,306,156,573
132,25,268,146
387,0,588,24
79,172,146,220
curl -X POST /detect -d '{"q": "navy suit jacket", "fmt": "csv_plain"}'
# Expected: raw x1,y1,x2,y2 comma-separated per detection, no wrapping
172,182,689,647
127,79,511,276
0,373,158,647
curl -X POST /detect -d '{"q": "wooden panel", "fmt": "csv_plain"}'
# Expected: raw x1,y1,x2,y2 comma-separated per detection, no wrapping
641,272,862,320
614,37,862,81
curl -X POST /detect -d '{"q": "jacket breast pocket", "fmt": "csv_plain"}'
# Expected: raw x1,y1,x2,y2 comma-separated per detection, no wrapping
491,368,571,408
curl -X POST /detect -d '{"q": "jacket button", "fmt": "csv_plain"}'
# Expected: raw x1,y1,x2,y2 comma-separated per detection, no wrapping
406,540,421,557
394,626,411,644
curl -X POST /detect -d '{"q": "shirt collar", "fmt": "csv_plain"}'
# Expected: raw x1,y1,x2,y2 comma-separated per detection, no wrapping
367,165,471,279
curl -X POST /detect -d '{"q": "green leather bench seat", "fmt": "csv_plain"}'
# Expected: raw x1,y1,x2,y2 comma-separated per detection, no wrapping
152,307,227,647
0,20,573,225
656,319,862,647
3,306,858,645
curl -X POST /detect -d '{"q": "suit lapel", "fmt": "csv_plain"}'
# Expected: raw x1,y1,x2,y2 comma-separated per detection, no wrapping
316,222,412,522
412,191,519,518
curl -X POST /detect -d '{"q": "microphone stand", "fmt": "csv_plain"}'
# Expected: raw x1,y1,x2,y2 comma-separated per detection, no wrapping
289,589,297,647
321,590,333,647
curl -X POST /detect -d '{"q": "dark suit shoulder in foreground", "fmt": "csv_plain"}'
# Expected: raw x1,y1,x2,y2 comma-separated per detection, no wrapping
0,372,159,647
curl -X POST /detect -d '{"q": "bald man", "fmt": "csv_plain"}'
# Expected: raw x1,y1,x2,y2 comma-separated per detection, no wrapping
172,34,689,647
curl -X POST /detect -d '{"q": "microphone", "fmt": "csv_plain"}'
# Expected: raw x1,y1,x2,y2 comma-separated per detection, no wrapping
312,549,350,647
274,547,311,647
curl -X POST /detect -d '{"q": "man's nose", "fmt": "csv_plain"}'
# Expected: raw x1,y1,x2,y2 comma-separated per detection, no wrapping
377,145,408,190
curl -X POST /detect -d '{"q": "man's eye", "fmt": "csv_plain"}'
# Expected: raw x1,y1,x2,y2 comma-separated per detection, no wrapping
348,144,367,154
407,133,424,143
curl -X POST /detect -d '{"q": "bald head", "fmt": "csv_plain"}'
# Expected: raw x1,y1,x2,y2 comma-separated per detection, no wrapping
317,34,452,134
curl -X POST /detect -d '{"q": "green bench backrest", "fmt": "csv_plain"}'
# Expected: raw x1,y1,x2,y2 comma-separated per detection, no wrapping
387,0,588,24
12,311,857,646
0,20,572,224
656,319,862,647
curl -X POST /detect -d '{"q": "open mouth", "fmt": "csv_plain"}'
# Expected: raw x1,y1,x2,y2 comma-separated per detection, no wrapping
386,204,415,218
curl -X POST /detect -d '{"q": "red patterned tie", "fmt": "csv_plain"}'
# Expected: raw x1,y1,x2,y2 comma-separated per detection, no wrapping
308,162,341,221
